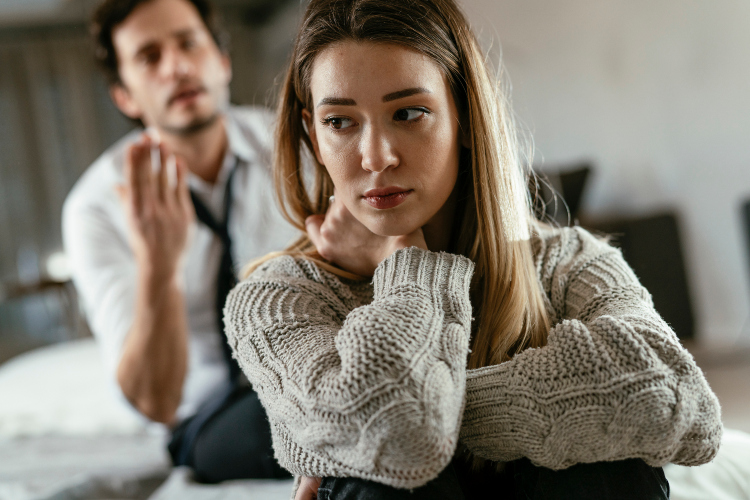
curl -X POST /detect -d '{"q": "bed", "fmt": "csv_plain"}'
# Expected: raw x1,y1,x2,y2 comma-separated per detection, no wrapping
0,338,747,500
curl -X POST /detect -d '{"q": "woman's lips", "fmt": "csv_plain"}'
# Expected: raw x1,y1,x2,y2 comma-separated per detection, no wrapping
363,188,413,209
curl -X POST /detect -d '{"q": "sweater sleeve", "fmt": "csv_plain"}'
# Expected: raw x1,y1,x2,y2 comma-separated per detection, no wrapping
459,227,722,469
224,247,474,488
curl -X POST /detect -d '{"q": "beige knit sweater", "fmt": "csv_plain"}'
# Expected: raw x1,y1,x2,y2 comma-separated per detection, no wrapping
224,225,722,489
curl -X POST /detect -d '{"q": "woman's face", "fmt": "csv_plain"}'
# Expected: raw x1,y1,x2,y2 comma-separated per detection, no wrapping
306,41,464,237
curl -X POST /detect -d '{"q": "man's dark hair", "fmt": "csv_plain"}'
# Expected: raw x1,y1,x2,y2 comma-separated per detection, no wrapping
91,0,228,85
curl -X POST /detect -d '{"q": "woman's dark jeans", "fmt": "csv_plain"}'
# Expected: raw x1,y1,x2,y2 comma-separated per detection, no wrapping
316,457,670,500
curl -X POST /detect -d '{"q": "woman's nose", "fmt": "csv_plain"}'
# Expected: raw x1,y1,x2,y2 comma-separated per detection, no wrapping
360,125,399,173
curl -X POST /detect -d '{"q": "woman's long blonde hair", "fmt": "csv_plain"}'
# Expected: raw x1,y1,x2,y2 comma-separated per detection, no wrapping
249,0,550,367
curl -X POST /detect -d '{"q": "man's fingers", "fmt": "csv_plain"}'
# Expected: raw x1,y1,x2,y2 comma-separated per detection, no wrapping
114,184,127,205
157,143,169,203
174,155,192,213
126,142,150,216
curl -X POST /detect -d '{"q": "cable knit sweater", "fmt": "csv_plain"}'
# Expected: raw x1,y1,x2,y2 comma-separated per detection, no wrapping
224,225,722,489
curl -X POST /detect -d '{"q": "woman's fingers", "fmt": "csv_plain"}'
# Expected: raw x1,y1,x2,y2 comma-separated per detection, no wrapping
294,477,321,500
306,214,327,256
307,213,340,261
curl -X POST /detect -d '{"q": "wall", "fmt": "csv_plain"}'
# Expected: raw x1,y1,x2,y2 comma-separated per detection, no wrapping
462,0,750,344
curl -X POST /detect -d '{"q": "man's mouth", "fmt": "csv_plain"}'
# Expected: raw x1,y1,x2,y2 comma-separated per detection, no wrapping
168,87,205,106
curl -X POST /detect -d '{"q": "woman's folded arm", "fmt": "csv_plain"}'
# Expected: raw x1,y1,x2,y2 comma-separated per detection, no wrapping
224,247,474,488
459,227,722,469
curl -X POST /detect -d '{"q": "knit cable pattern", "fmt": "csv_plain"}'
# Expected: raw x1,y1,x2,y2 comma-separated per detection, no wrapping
224,226,722,488
460,226,722,469
225,247,474,488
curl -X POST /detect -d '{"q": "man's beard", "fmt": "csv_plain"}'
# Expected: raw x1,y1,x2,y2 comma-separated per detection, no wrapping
160,110,221,137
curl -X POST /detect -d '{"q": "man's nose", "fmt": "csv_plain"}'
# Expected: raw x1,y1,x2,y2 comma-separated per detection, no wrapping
360,125,399,173
161,46,194,79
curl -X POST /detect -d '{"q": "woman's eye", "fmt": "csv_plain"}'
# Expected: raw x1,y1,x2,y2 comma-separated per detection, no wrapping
394,108,427,121
322,117,355,130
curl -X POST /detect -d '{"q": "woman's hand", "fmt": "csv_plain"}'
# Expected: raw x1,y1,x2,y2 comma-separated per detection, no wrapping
295,477,322,500
306,193,427,276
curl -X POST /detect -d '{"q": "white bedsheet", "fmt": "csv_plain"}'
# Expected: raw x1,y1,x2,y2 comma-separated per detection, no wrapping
0,434,169,500
0,434,294,500
0,338,151,438
1,338,748,500
151,469,294,500
665,428,750,500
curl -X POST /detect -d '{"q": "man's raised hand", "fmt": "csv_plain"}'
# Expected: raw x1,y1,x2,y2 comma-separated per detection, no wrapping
116,135,194,281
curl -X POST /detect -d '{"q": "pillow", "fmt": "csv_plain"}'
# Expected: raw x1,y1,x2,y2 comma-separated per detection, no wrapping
0,338,160,437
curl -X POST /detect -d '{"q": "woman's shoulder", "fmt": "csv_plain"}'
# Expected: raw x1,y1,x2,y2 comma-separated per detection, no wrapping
232,253,371,309
532,223,617,270
531,223,646,318
235,254,346,299
245,253,321,283
531,223,638,290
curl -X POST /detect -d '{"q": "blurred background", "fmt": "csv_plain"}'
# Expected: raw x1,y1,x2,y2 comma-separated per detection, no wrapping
0,0,301,360
1,0,749,377
2,0,749,357
0,0,749,497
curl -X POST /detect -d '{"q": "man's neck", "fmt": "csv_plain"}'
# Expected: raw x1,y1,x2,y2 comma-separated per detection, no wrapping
157,115,229,185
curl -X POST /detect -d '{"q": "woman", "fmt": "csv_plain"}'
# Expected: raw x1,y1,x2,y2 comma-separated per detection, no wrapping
224,0,722,498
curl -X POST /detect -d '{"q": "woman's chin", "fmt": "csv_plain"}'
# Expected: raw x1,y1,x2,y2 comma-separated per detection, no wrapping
362,216,423,238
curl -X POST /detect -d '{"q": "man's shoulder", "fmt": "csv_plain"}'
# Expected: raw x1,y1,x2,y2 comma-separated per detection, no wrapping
226,105,275,157
64,129,142,214
227,104,275,130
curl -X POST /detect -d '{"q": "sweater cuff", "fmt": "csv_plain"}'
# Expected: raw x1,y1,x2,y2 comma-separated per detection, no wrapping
373,247,474,310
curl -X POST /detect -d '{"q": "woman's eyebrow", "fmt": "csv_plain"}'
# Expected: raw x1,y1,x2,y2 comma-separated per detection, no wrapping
316,87,432,107
382,87,431,102
317,97,357,107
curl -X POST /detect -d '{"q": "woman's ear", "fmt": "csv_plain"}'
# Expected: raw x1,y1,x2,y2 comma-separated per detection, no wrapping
302,109,325,165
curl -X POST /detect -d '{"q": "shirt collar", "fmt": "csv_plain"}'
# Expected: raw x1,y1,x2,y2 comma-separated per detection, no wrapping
187,110,252,194
225,110,256,166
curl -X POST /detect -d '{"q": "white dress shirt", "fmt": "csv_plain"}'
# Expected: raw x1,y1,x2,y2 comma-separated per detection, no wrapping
62,106,300,422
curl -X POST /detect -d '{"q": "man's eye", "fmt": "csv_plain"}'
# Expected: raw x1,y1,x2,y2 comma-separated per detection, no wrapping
322,117,355,130
394,108,427,121
139,52,160,65
181,38,196,50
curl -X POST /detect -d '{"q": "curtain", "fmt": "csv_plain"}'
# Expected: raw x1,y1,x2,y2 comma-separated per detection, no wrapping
0,25,133,343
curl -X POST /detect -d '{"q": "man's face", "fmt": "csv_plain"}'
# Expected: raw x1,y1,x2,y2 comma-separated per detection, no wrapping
111,0,231,135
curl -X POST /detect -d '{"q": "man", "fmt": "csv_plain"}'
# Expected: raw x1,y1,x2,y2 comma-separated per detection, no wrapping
62,0,297,482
